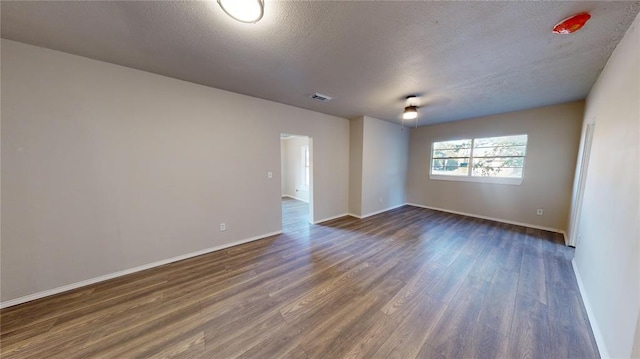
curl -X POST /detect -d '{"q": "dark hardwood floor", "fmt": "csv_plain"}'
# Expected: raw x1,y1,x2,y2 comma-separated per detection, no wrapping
0,205,599,358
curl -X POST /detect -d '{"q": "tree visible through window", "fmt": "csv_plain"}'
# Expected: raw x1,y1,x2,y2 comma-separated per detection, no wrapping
431,134,528,182
432,139,472,176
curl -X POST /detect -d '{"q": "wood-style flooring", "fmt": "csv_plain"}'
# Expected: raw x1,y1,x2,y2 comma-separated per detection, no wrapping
0,202,599,358
281,197,309,231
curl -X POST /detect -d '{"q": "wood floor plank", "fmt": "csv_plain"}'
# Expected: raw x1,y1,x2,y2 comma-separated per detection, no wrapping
459,323,511,359
0,318,57,349
297,288,403,359
0,201,600,359
70,301,203,358
340,310,409,359
381,260,446,315
235,323,303,359
468,242,503,283
0,327,94,359
279,261,370,323
518,253,547,304
427,274,491,357
545,254,599,359
415,342,447,359
427,252,478,303
280,345,309,359
373,295,449,359
295,244,428,358
148,331,205,359
508,295,552,359
0,289,96,334
499,226,524,273
477,269,519,336
203,311,292,358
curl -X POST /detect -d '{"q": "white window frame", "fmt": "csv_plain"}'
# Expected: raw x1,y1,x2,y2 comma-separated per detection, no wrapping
429,134,527,186
302,146,310,188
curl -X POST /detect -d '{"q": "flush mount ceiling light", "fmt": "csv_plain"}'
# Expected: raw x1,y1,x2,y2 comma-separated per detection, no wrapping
218,0,264,24
402,96,419,120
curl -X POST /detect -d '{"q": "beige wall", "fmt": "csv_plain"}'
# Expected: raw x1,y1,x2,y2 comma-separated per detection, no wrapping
348,118,364,216
360,116,408,216
633,316,640,358
349,116,408,217
406,101,584,231
1,40,349,303
281,136,310,202
572,13,640,359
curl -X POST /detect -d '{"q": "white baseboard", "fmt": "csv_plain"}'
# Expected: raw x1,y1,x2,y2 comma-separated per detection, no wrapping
0,230,282,309
572,259,609,359
282,194,309,203
314,213,349,224
348,213,363,219
358,203,407,219
406,203,565,234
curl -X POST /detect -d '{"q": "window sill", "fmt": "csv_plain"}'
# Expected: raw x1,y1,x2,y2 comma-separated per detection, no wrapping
429,174,523,186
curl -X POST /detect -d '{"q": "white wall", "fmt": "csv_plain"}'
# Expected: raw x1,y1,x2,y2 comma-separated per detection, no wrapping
280,140,286,194
1,40,349,303
281,136,310,202
349,116,408,217
406,102,584,231
633,317,640,358
361,116,409,216
571,13,640,359
348,118,364,216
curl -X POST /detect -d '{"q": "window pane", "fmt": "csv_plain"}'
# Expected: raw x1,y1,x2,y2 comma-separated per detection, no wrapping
431,159,470,176
302,146,309,186
433,139,472,151
305,148,310,167
471,166,523,178
431,135,527,181
432,139,472,177
473,145,527,158
432,148,471,159
473,134,527,148
471,157,524,177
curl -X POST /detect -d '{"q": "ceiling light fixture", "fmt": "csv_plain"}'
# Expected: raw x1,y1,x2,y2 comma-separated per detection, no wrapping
403,105,418,120
218,0,264,24
553,13,591,34
403,96,419,120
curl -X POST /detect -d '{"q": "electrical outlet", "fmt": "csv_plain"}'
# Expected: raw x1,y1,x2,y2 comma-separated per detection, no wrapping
267,171,273,179
536,209,543,216
379,197,383,203
219,223,226,231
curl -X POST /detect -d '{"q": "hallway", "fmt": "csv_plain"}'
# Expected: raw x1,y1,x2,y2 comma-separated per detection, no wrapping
282,197,309,232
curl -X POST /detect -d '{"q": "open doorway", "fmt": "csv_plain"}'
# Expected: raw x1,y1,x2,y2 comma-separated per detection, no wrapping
280,133,313,232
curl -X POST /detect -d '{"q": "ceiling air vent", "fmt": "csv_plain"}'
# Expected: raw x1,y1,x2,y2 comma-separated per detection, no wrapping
310,92,332,102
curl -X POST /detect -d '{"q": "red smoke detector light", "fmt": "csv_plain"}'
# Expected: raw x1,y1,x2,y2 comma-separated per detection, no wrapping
553,13,591,34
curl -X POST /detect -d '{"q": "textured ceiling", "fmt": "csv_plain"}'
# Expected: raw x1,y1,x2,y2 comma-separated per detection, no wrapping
2,1,639,126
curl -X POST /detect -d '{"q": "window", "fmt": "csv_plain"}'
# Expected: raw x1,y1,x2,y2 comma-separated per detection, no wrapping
430,134,528,185
302,146,310,187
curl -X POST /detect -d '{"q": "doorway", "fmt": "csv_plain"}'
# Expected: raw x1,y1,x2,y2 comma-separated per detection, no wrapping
280,133,313,232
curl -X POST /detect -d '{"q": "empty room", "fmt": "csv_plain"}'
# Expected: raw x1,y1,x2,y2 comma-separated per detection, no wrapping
1,1,639,358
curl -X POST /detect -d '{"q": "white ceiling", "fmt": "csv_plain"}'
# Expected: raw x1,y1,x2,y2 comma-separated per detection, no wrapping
2,1,639,126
